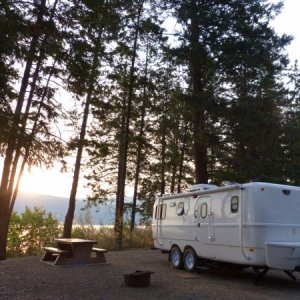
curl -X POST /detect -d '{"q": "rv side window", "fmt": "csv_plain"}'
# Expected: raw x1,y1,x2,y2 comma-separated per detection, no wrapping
176,202,185,216
231,196,239,213
155,204,167,219
200,203,207,218
161,204,167,219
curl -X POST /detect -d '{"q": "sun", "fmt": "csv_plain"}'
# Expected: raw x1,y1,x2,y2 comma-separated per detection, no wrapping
20,167,64,197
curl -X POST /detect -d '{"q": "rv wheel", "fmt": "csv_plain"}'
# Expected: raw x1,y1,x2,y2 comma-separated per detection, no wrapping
170,246,183,269
183,248,198,272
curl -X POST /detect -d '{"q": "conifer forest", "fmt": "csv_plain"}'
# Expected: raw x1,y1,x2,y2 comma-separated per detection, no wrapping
0,0,300,259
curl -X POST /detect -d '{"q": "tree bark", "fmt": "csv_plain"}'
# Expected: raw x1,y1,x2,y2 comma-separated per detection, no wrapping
9,60,58,215
160,104,167,196
193,108,208,183
177,122,188,193
0,0,47,260
189,0,208,184
115,2,143,249
160,69,170,196
8,0,59,204
63,44,100,238
130,38,149,231
115,94,127,238
170,136,179,193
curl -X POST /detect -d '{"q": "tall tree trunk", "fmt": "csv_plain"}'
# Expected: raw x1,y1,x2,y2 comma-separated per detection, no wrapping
63,47,100,238
115,2,143,249
130,38,149,231
0,0,46,191
114,95,128,244
193,109,208,183
8,55,46,199
7,0,58,202
160,78,170,196
160,106,167,196
0,0,47,260
190,0,208,184
0,208,10,260
62,97,90,238
170,136,179,193
9,60,58,215
177,122,188,193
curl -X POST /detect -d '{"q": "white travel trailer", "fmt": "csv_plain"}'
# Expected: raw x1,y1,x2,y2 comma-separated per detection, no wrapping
152,182,300,278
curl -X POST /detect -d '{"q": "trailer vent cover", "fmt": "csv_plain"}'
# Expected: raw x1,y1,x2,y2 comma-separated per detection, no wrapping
188,184,218,192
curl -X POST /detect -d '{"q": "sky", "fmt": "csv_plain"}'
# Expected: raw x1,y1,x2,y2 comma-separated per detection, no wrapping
19,162,82,198
270,0,300,63
9,0,300,198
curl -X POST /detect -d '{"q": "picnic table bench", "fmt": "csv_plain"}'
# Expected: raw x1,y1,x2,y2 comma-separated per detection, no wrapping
92,248,107,263
41,239,108,266
42,247,69,265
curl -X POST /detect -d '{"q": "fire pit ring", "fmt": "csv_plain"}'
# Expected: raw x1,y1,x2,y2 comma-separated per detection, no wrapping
124,270,154,287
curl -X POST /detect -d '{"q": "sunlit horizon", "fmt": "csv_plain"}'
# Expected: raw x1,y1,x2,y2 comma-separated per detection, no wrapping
18,165,134,199
19,166,88,199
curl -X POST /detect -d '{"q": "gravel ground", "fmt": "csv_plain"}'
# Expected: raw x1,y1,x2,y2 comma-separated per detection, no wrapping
1,249,300,300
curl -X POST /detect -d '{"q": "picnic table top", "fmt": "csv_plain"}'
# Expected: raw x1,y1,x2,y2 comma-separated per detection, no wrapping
55,238,97,244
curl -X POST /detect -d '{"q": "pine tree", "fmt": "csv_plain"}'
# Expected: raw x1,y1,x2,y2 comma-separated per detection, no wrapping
282,62,300,184
0,0,67,260
62,0,120,238
216,0,291,183
168,0,291,185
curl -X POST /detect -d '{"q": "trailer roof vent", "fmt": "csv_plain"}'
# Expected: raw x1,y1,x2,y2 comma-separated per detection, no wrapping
220,181,239,186
188,184,218,192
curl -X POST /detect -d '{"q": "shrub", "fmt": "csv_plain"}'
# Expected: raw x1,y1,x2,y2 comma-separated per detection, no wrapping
7,206,62,257
73,210,154,250
71,224,153,250
7,206,153,256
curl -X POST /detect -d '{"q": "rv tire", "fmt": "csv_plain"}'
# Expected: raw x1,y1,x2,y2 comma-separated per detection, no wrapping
183,248,198,272
170,246,183,269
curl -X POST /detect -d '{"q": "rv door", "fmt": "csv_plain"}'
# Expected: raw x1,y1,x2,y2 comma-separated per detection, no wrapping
195,196,215,259
154,201,166,246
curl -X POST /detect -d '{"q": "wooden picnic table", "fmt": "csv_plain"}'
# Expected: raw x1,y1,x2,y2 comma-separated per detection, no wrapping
42,238,107,266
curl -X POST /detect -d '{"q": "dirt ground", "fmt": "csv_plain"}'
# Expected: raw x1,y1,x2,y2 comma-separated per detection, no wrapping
1,248,300,300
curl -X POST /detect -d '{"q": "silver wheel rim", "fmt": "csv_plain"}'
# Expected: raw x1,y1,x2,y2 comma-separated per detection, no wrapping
185,252,195,270
171,250,180,266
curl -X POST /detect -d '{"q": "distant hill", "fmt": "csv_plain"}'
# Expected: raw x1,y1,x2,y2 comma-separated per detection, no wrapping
14,192,135,225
